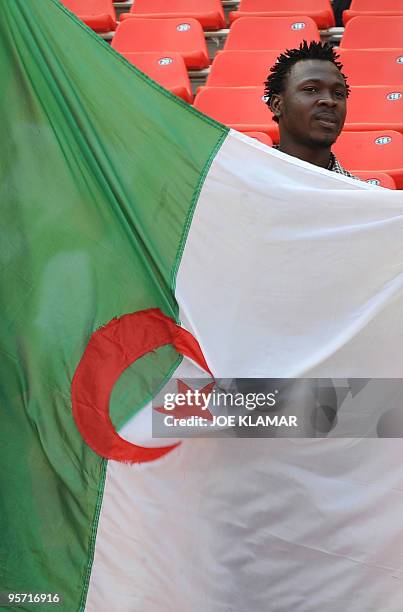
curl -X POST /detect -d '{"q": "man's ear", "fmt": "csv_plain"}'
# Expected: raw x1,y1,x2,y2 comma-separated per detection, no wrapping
270,94,282,120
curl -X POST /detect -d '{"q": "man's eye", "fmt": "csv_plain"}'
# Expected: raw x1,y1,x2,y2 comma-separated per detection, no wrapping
335,90,346,99
304,86,318,93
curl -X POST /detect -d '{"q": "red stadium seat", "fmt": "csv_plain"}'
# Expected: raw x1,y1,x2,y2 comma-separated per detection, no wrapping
120,0,226,30
205,50,281,87
344,0,403,25
61,0,116,32
333,130,403,188
344,86,403,134
354,171,396,189
338,49,403,86
230,0,334,29
111,18,209,70
223,16,320,51
340,16,403,49
193,86,279,140
244,132,273,146
119,52,193,102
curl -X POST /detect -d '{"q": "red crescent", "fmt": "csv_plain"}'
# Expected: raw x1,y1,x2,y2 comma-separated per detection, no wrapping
71,308,211,463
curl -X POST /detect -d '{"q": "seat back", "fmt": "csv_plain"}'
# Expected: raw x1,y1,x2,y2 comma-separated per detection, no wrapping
61,0,116,31
231,0,334,28
333,130,403,187
224,16,320,51
344,86,403,133
123,0,225,30
112,18,209,69
354,171,396,189
194,86,279,139
338,49,403,86
119,52,192,102
340,16,403,49
206,50,281,87
243,131,273,146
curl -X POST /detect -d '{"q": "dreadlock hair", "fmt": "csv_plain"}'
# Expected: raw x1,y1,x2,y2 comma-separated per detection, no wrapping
264,40,350,123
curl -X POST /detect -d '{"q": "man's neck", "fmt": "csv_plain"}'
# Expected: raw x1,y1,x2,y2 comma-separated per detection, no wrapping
277,139,332,169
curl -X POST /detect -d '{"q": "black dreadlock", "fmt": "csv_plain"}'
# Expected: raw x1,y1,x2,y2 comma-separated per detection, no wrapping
264,41,350,123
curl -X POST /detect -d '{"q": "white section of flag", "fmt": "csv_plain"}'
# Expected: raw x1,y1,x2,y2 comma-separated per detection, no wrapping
177,130,403,378
86,131,403,611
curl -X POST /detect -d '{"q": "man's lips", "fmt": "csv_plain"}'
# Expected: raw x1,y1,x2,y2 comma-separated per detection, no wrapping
314,113,339,126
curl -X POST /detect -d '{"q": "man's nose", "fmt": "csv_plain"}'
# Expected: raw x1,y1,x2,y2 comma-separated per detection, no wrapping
317,93,337,106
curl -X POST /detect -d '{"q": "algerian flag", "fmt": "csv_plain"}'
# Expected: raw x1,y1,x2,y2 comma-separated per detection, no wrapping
2,1,403,611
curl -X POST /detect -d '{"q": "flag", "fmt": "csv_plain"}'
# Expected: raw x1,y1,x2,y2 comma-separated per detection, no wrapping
2,1,403,611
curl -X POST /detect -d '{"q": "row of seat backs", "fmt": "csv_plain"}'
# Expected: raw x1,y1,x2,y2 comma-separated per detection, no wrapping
246,131,397,189
60,0,403,42
90,35,403,104
205,49,403,87
228,0,403,30
229,130,403,189
67,0,403,33
224,16,403,50
60,0,335,31
193,86,403,138
112,15,403,68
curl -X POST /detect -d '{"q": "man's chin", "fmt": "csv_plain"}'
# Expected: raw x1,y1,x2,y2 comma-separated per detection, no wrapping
310,132,339,148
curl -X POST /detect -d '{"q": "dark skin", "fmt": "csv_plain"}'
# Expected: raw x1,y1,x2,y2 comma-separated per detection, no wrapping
270,59,348,168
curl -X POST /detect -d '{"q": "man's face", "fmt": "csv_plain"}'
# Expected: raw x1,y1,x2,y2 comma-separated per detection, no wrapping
270,59,348,148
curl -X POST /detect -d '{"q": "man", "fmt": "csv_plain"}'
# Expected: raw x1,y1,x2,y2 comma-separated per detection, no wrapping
264,40,355,178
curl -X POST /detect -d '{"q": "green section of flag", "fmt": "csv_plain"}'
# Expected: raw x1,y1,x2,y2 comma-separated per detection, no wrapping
0,0,227,609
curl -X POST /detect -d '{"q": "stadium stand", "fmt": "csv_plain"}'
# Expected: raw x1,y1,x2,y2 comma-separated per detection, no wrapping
338,49,403,87
343,0,403,25
193,86,279,140
99,1,401,189
119,52,193,102
229,0,335,29
344,86,403,134
354,171,396,189
333,130,403,188
111,18,210,70
61,0,116,32
244,132,273,146
223,16,320,51
340,16,403,49
205,50,281,87
120,0,226,31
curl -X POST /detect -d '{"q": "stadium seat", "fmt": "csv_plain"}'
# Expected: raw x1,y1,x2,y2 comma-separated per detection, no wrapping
230,0,335,29
61,0,116,32
205,50,281,87
120,0,226,30
340,16,403,49
119,52,193,102
111,18,209,70
344,86,403,134
333,130,403,188
244,132,273,146
344,0,403,25
338,49,403,87
354,171,396,189
223,16,320,51
193,86,279,140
